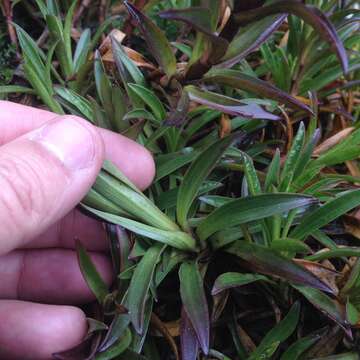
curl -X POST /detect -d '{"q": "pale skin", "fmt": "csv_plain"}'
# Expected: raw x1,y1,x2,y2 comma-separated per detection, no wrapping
0,101,156,359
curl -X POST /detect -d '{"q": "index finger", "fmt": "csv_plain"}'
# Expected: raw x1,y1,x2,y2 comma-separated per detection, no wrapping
0,101,155,189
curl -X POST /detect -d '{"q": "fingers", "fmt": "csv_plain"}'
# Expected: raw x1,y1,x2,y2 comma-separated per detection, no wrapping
0,300,87,360
0,101,155,189
0,249,113,304
0,115,105,255
23,209,108,251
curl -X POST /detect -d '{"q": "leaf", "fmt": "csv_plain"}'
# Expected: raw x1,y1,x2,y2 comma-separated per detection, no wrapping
76,241,109,304
83,206,197,251
177,133,242,230
290,189,360,240
180,309,199,360
197,193,317,241
233,1,348,73
270,239,311,254
185,85,280,120
248,302,300,360
128,84,166,122
0,85,35,94
346,298,359,326
73,28,91,72
264,148,281,190
110,36,146,86
212,273,269,295
203,69,313,114
293,285,348,329
124,1,176,78
159,7,228,63
218,15,286,68
226,243,334,293
99,314,130,351
95,328,132,360
127,244,164,334
280,334,320,360
179,261,210,354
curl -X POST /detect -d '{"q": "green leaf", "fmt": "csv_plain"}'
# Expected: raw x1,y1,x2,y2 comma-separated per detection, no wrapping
73,28,91,71
212,273,269,295
233,1,348,73
95,328,132,360
280,334,320,360
226,243,334,293
124,1,176,78
240,152,261,195
264,148,281,190
127,244,164,334
76,241,109,304
177,133,241,230
83,206,196,251
248,302,300,360
203,69,313,114
346,298,359,325
179,261,210,355
219,15,286,68
99,314,130,352
280,122,306,191
0,85,35,94
293,285,347,328
290,189,360,240
197,193,317,241
271,239,311,254
128,84,166,122
111,36,146,86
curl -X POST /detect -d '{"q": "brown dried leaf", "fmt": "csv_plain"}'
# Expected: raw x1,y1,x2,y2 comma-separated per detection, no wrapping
294,259,340,295
219,114,231,138
313,127,355,156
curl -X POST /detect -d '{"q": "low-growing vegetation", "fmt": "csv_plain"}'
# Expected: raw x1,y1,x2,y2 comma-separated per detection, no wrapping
1,0,360,359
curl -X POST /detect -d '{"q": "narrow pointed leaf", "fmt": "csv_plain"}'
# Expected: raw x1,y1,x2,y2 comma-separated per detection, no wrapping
95,328,132,359
280,335,320,360
290,189,360,240
217,15,286,68
124,1,176,78
226,243,334,293
127,244,164,334
197,193,317,241
179,261,210,354
185,85,280,120
83,207,196,251
76,241,109,304
233,1,348,73
212,273,269,295
248,302,300,360
293,285,347,328
177,133,243,230
203,69,313,114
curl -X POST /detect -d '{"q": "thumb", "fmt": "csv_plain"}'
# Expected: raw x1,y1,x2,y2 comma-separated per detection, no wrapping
0,115,105,255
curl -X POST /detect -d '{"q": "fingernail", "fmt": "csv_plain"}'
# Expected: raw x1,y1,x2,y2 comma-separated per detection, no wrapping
30,117,96,171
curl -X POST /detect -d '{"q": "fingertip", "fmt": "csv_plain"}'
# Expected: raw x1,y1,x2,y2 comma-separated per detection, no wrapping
101,129,155,190
0,300,87,359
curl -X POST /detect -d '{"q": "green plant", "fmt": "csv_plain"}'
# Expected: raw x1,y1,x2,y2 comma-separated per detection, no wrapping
3,0,360,359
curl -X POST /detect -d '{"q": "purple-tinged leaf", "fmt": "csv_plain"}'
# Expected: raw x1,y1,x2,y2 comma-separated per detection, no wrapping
293,285,349,332
225,242,335,294
212,272,269,295
233,1,348,74
180,308,199,360
165,90,190,126
217,15,286,68
203,69,313,114
124,1,176,78
159,7,228,64
185,85,280,120
179,261,210,355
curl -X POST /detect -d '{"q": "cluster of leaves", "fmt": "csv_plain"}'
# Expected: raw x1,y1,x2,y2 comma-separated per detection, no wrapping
2,0,360,359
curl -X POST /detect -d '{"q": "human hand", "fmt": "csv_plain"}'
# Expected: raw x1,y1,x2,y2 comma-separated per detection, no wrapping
0,101,155,359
